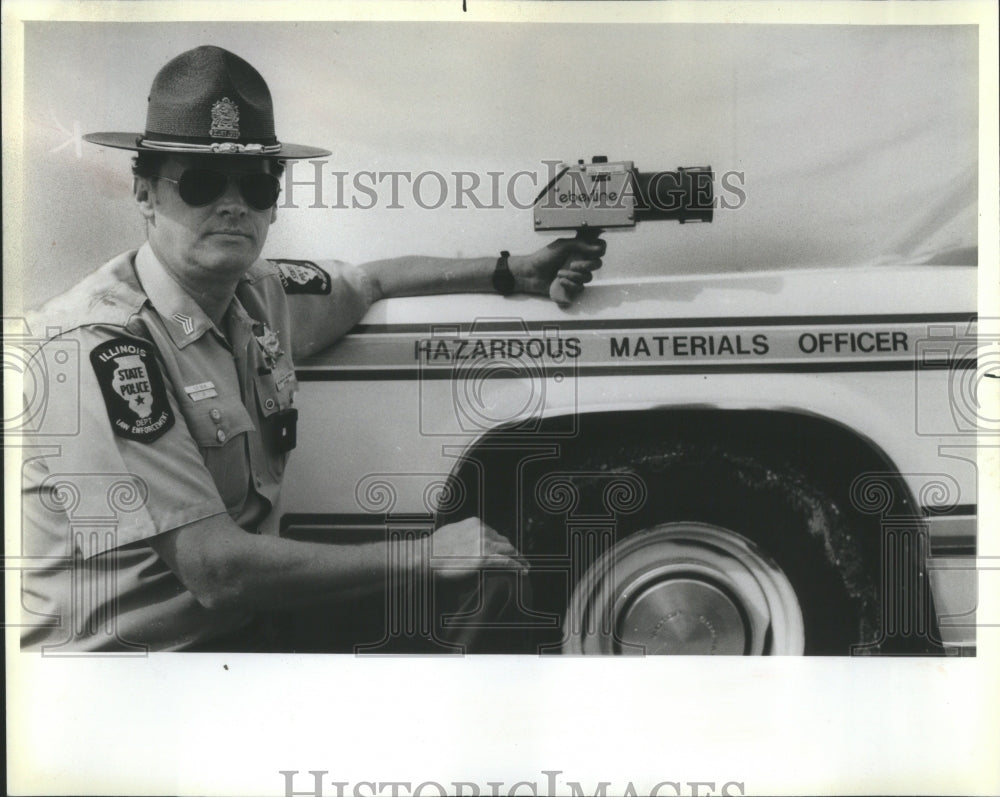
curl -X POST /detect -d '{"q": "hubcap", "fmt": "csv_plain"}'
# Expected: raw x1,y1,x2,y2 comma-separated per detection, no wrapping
562,522,805,655
619,578,747,655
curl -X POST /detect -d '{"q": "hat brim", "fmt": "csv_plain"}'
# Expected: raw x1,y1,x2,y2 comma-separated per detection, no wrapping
83,132,331,159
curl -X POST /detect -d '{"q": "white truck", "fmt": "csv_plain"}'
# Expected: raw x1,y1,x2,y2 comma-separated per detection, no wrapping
280,260,980,655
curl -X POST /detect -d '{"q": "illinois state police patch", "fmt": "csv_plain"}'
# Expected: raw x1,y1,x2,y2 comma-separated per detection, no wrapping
90,338,175,443
270,259,332,295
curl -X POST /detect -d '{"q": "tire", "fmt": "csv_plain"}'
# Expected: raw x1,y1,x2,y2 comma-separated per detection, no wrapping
513,438,882,655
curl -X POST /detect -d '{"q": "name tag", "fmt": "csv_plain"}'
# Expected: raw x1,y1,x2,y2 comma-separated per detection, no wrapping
184,381,218,401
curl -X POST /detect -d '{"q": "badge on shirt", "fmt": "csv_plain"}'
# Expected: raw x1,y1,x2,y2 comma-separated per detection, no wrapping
90,338,175,443
270,259,332,295
252,322,284,370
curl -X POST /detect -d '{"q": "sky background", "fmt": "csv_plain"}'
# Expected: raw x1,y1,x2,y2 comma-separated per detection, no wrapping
14,22,978,309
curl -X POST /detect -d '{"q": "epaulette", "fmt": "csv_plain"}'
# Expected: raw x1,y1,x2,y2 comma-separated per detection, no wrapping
26,250,148,340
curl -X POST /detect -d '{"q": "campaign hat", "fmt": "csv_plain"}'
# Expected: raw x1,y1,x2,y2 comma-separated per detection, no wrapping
84,45,330,159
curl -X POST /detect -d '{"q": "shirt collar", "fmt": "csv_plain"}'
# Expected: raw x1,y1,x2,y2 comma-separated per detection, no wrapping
223,290,259,346
134,243,221,349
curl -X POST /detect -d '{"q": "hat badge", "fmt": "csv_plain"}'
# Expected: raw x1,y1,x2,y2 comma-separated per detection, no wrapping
209,97,240,139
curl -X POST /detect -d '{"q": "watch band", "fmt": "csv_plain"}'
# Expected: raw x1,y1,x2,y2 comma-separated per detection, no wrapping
492,250,516,296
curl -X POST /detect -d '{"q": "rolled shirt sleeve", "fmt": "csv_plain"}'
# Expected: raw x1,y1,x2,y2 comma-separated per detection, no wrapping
26,325,229,559
260,257,375,358
20,324,246,652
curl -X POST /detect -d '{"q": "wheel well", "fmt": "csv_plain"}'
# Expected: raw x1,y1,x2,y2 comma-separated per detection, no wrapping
436,408,934,653
443,408,916,527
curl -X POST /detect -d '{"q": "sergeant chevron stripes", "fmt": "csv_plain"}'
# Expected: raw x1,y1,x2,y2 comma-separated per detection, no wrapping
172,313,195,335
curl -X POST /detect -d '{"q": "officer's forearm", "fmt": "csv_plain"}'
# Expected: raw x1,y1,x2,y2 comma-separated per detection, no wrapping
358,255,526,300
149,514,425,611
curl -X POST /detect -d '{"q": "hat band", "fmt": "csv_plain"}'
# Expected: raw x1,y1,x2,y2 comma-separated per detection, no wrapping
138,137,284,155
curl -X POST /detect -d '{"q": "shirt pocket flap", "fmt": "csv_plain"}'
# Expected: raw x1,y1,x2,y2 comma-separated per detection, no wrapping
184,395,255,448
255,365,297,417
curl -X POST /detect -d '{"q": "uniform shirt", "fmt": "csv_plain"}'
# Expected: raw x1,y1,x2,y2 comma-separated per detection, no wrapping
20,244,373,652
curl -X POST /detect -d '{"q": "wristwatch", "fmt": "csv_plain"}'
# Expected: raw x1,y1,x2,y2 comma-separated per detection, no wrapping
491,250,516,296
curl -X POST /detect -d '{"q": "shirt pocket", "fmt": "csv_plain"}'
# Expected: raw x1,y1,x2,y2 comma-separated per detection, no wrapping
183,395,256,511
260,361,298,411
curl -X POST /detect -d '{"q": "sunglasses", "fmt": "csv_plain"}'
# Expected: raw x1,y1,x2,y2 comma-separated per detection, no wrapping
157,169,282,211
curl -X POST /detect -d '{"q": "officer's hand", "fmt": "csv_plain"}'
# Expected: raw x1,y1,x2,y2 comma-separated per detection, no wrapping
427,517,529,576
511,236,606,307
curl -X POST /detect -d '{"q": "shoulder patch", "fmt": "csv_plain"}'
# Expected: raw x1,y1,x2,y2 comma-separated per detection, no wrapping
269,259,332,295
90,338,175,443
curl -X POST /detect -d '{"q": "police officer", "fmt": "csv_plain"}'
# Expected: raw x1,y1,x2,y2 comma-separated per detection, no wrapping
20,45,604,652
